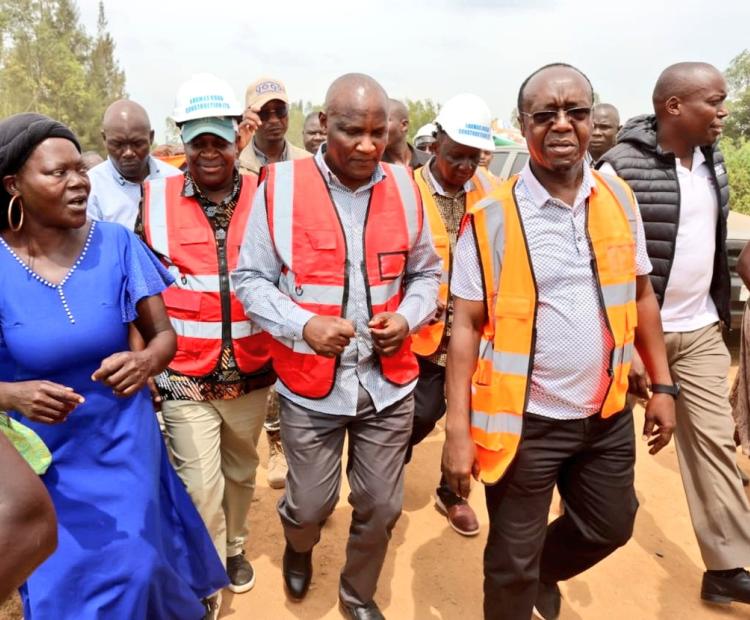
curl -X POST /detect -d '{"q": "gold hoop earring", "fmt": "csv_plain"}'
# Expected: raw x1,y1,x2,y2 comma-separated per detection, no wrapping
7,194,23,232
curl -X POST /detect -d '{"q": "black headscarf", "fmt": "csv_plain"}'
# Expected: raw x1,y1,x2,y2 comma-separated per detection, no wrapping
0,113,81,212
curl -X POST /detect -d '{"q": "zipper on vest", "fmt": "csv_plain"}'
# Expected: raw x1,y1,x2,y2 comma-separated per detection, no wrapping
216,236,233,361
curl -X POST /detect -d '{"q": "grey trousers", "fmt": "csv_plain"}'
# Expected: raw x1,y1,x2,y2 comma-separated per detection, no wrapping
278,386,414,606
666,322,750,569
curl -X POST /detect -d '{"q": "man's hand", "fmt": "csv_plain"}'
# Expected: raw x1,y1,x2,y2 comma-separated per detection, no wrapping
429,298,447,325
642,393,676,455
238,106,262,150
628,350,650,399
5,381,84,424
92,351,155,397
369,312,409,356
302,316,355,357
442,428,479,499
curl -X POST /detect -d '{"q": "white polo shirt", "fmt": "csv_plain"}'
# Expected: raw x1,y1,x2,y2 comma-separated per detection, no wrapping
600,147,719,333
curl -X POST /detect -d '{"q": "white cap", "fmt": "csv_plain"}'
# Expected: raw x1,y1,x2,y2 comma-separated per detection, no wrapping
435,94,494,151
172,73,243,123
415,122,436,140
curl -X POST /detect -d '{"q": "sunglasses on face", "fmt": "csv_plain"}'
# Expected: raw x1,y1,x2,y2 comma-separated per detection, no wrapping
521,106,592,126
259,105,289,122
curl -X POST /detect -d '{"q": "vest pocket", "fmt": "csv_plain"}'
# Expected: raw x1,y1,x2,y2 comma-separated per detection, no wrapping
378,251,407,280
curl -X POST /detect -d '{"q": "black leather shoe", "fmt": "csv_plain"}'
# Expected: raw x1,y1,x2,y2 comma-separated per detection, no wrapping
702,568,750,604
338,598,385,620
283,542,312,600
532,581,561,620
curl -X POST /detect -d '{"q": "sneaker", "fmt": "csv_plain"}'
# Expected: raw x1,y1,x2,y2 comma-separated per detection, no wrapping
532,581,561,620
435,494,480,537
227,551,256,593
267,433,288,490
202,591,222,620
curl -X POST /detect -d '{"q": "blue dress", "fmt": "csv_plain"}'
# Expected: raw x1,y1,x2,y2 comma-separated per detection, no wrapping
0,221,228,620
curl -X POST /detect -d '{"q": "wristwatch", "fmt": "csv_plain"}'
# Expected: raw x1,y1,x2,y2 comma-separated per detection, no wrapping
650,383,681,399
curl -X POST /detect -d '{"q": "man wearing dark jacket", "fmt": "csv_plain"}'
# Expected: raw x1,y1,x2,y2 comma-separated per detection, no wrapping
599,62,750,606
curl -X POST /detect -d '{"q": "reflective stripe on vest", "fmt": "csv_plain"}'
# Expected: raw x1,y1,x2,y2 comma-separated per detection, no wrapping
468,171,638,484
411,165,497,357
141,173,271,377
265,158,422,399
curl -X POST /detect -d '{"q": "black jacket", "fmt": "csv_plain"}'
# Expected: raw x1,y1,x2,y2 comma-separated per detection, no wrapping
597,114,731,326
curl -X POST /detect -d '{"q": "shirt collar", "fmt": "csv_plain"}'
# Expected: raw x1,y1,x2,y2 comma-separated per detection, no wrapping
314,144,385,194
107,155,159,187
519,159,595,210
181,169,241,205
422,157,470,198
252,137,289,165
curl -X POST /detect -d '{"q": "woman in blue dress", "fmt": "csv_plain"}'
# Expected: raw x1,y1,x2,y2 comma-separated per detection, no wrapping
0,114,228,619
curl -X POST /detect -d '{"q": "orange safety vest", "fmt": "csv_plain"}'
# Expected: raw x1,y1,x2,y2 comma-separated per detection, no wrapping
141,173,271,377
467,171,639,484
411,166,497,357
264,158,423,399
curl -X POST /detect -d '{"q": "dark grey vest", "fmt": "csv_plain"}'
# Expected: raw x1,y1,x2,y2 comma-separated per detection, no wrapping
598,143,731,327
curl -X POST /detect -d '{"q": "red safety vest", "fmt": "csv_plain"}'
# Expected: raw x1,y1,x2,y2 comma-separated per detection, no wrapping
264,158,423,399
141,173,271,377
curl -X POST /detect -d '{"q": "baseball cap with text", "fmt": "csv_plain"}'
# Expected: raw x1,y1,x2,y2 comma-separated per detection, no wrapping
245,77,289,110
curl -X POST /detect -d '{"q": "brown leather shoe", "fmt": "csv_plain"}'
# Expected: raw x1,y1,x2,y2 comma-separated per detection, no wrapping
435,494,480,536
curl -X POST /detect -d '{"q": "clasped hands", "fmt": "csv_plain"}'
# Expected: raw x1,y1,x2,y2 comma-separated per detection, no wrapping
302,313,410,358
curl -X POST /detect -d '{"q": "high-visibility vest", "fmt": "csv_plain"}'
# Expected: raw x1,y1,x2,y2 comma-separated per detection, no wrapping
141,174,271,377
467,171,639,484
411,166,497,357
264,158,423,399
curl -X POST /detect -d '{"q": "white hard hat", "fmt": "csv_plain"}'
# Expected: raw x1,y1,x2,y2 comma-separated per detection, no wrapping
415,122,436,140
435,94,494,151
172,73,243,123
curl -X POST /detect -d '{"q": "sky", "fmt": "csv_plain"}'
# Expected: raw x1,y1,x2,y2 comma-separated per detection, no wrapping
78,0,750,143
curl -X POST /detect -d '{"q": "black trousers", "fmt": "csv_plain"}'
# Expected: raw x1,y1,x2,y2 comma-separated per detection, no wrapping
483,410,638,620
407,357,460,505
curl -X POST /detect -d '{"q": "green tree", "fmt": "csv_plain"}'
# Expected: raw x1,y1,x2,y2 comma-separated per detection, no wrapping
405,98,440,142
284,100,321,149
723,137,750,214
724,49,750,141
0,0,126,151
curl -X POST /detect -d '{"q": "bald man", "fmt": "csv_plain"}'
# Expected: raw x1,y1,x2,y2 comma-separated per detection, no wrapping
382,98,430,169
87,99,181,229
598,63,750,605
588,103,621,164
302,111,326,154
233,73,441,619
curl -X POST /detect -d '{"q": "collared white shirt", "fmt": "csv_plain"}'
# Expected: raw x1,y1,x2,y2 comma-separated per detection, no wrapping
451,162,651,420
86,155,182,230
601,148,719,332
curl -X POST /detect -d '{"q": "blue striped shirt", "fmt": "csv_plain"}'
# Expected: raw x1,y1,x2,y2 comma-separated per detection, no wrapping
232,149,441,416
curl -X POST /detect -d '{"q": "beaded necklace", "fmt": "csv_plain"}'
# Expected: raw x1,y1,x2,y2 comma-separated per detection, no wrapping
0,221,96,325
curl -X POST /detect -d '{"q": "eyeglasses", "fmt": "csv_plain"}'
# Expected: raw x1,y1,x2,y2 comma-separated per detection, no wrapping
520,106,592,126
259,105,289,122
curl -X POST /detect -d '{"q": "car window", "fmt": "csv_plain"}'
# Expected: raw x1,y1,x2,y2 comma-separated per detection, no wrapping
509,152,529,176
489,152,509,177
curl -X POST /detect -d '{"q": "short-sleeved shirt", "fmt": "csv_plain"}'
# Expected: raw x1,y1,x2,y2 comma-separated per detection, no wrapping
451,162,652,420
87,156,182,230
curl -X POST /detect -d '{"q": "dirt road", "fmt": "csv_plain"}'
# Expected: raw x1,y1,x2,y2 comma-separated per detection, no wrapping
4,404,750,619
